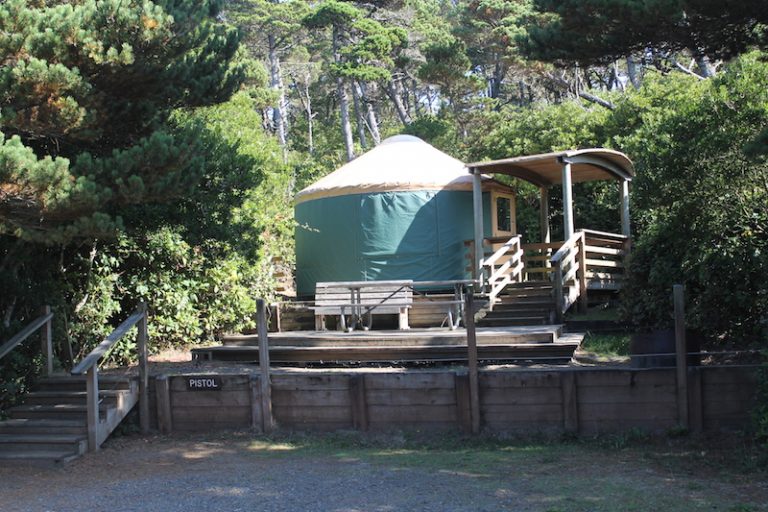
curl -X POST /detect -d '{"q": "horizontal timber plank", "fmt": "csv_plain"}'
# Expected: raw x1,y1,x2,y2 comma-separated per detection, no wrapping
272,374,350,391
171,391,252,407
171,407,251,425
585,258,624,268
364,372,455,390
368,405,457,424
701,367,759,385
576,370,675,387
577,386,677,405
481,404,562,421
273,406,351,423
480,387,562,405
579,418,675,434
366,388,456,406
703,400,754,417
479,372,562,388
578,403,676,421
272,389,351,407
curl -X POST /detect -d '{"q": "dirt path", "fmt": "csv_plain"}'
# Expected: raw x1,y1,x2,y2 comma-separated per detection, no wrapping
2,432,766,512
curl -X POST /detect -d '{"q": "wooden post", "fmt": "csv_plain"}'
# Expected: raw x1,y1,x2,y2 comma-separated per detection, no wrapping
561,161,575,239
86,366,99,451
257,299,273,433
673,285,689,430
249,375,263,431
539,187,550,244
137,302,149,434
554,263,564,324
41,305,53,376
577,233,588,313
464,290,480,434
349,374,368,431
454,372,472,434
471,170,485,288
561,371,579,433
620,180,631,237
155,375,172,434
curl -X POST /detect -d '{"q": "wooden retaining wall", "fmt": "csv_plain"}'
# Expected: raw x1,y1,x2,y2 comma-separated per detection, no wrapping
151,365,760,435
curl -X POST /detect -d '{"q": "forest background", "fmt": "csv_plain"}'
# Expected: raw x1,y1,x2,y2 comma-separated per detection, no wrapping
1,0,766,407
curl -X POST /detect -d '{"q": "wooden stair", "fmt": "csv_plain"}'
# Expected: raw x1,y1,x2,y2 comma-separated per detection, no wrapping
0,375,138,464
476,282,557,326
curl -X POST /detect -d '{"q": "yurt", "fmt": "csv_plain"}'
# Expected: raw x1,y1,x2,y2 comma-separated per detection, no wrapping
294,135,515,296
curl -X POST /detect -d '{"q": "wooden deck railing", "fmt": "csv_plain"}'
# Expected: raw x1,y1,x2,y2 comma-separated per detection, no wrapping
482,235,524,310
0,306,54,376
550,232,587,323
71,303,148,451
579,229,630,290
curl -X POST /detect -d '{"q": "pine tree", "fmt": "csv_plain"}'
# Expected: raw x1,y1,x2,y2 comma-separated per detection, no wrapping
0,0,244,242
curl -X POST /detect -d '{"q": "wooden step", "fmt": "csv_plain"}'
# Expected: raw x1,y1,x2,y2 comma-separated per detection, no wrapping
22,390,128,406
0,434,86,453
0,418,86,435
0,449,80,464
34,375,134,392
8,403,109,420
477,317,548,327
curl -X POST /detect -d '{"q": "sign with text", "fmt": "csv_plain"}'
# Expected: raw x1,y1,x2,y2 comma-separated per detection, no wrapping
185,376,222,391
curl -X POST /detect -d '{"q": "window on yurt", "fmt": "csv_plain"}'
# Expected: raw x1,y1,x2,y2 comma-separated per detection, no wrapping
493,192,515,235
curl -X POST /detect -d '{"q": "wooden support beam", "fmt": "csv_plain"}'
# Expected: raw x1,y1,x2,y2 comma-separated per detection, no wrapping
471,170,485,287
577,235,588,313
349,374,368,431
464,290,480,434
155,375,172,434
257,299,274,433
137,303,149,435
539,187,550,244
40,305,53,377
249,376,263,431
620,180,631,237
673,285,689,430
561,161,575,239
86,366,99,452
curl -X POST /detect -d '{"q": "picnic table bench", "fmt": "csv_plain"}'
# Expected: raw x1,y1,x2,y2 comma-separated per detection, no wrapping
313,280,413,331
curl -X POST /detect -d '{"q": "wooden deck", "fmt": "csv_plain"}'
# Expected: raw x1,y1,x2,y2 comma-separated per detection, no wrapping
192,326,583,364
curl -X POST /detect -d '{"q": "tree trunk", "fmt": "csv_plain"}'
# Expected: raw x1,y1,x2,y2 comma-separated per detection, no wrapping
359,81,381,145
333,26,355,161
627,55,641,89
694,52,716,78
268,34,288,162
351,81,368,149
386,79,411,126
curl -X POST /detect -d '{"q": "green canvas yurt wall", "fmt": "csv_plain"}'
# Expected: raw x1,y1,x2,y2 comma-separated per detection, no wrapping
294,135,508,296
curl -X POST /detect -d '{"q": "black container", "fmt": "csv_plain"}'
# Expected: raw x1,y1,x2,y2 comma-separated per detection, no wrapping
629,329,701,368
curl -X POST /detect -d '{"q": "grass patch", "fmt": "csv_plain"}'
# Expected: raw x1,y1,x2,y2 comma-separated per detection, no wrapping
580,332,631,357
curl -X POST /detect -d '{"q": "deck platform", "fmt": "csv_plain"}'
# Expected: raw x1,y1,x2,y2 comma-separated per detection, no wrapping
192,326,583,364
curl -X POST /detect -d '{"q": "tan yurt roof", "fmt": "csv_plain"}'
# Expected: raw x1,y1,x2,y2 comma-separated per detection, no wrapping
295,135,504,204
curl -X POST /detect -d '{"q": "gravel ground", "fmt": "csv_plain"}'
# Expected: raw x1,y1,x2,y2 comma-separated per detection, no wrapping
2,432,767,512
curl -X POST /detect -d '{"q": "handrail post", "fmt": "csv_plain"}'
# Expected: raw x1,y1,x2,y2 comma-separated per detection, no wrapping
86,365,99,451
554,262,564,324
257,299,274,433
41,305,53,376
137,302,149,434
673,285,689,430
464,289,480,434
577,233,588,313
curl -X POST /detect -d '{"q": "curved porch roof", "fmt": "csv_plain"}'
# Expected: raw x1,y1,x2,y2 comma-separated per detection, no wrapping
466,149,634,187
